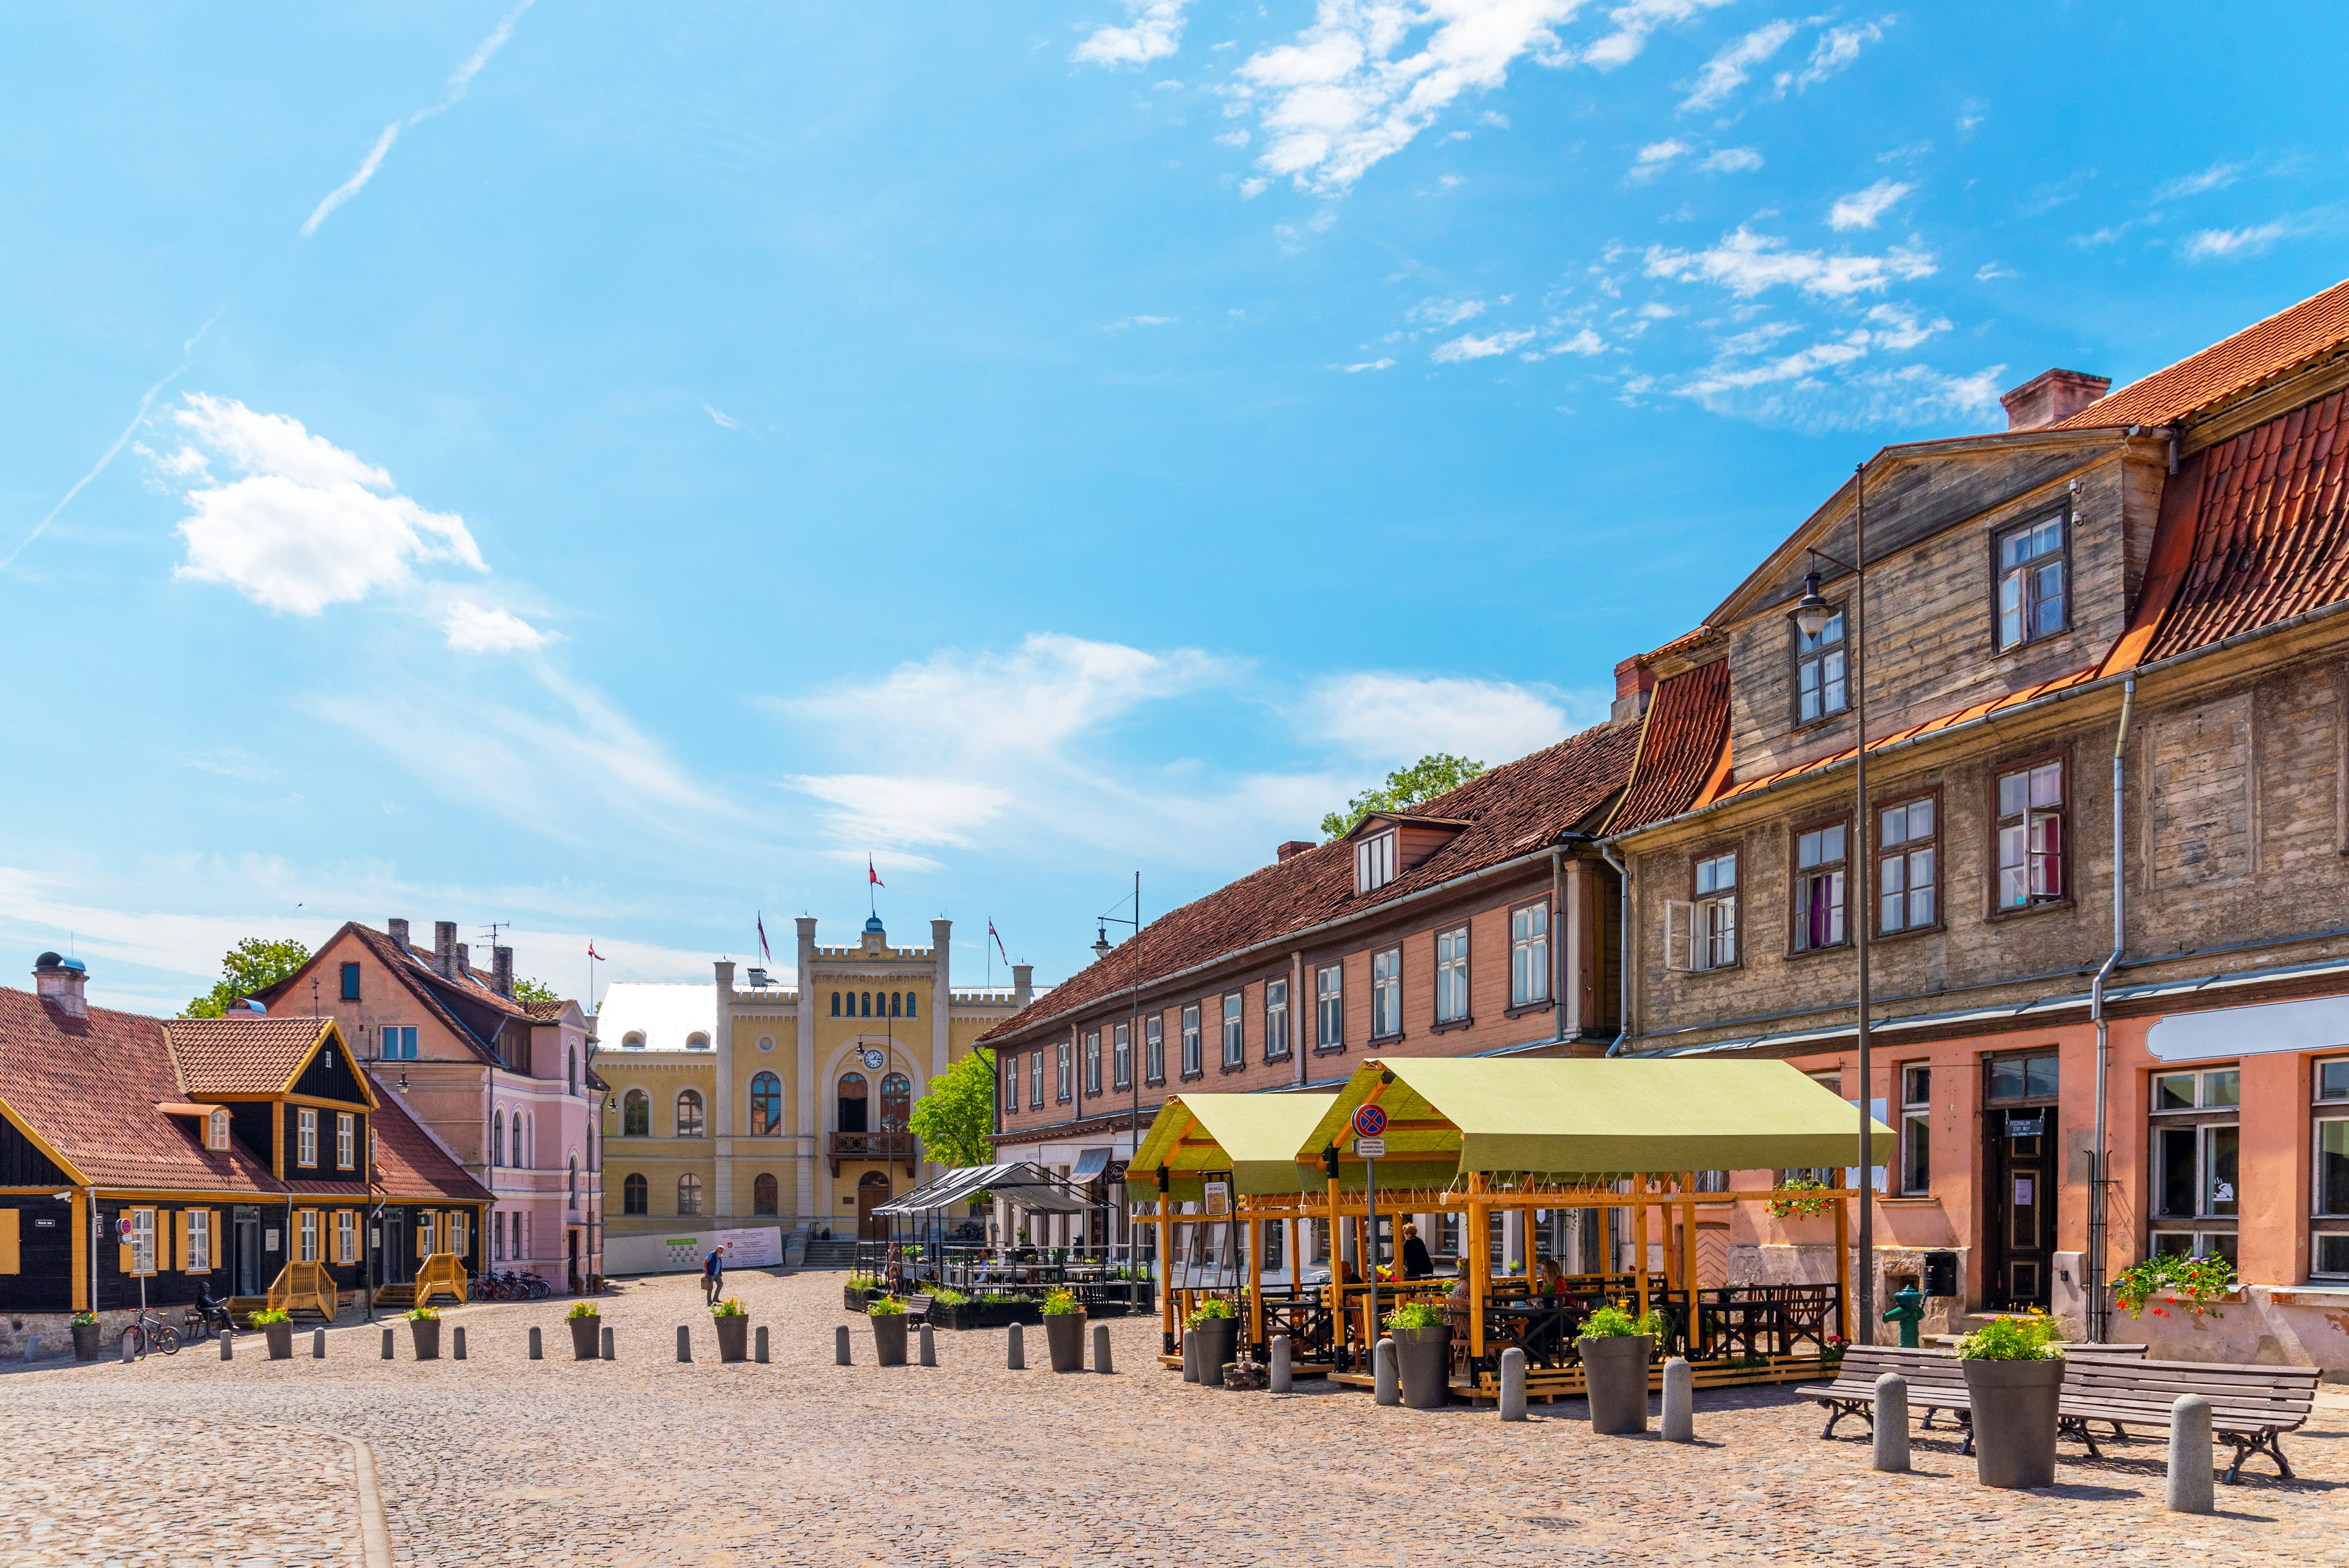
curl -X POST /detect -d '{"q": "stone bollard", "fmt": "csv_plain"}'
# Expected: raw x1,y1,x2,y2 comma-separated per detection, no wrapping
1872,1373,1911,1473
452,1326,466,1361
677,1325,692,1363
120,1331,136,1364
1007,1324,1025,1371
1181,1328,1198,1383
1269,1334,1292,1394
2167,1395,2214,1514
755,1326,770,1364
834,1325,852,1366
21,1336,35,1362
919,1324,937,1367
1093,1322,1113,1375
529,1326,543,1360
382,1326,395,1360
314,1328,327,1359
220,1331,233,1362
1373,1337,1400,1406
599,1326,614,1361
1499,1347,1528,1422
1662,1357,1694,1444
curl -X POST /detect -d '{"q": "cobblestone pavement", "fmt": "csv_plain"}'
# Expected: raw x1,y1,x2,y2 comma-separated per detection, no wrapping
6,1268,2347,1566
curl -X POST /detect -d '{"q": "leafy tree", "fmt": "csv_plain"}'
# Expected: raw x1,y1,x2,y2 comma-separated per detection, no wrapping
908,1048,996,1173
182,937,312,1017
510,976,563,1008
1320,752,1486,841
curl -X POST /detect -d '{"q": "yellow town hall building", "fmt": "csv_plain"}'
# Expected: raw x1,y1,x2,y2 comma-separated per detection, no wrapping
590,915,1029,1254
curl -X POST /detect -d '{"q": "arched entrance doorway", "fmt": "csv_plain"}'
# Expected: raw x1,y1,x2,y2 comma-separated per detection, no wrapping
856,1170,891,1241
837,1071,869,1132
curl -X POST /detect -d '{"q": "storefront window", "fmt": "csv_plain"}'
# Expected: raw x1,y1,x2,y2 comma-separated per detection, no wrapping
2150,1065,2238,1263
2314,1058,2349,1277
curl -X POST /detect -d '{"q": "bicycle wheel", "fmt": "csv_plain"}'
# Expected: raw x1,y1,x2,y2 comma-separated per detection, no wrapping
155,1324,181,1355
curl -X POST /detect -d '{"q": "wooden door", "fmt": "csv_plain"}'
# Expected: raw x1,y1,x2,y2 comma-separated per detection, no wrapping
856,1173,891,1241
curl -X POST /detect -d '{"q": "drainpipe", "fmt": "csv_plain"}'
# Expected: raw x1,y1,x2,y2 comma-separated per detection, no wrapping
1598,841,1632,1055
1549,848,1567,1046
2087,672,2136,1343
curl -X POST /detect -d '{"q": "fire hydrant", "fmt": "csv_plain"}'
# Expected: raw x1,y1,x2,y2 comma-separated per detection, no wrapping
1883,1282,1925,1348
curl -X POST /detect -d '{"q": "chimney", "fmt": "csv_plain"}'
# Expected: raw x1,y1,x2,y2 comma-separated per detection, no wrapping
434,921,456,976
1612,657,1658,723
492,945,514,999
455,942,472,976
32,952,87,1019
1012,964,1034,1008
1276,840,1315,863
388,918,410,953
2000,368,2111,431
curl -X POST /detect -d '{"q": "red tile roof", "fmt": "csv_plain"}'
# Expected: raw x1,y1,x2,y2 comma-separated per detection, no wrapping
0,989,280,1194
1603,660,1732,833
2139,390,2349,661
165,1015,336,1097
981,718,1644,1041
258,922,579,1065
2054,277,2349,431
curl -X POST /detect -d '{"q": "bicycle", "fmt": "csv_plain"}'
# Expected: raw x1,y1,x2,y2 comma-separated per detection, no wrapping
124,1306,181,1358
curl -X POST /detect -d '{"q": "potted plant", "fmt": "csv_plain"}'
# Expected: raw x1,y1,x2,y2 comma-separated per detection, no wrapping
407,1305,442,1361
69,1310,102,1362
1577,1304,1662,1435
250,1307,295,1361
1386,1300,1452,1408
711,1296,750,1362
868,1296,908,1365
2113,1252,2236,1326
1042,1287,1088,1373
1184,1296,1237,1384
927,1287,970,1331
565,1299,601,1361
1956,1312,2064,1488
844,1272,883,1312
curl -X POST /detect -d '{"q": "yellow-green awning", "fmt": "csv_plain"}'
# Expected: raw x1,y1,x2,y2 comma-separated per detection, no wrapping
1127,1091,1338,1204
1298,1057,1893,1181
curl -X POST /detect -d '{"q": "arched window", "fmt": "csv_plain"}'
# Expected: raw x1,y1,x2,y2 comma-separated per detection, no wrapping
752,1172,779,1215
622,1090,649,1137
889,992,902,1017
677,1173,703,1216
622,1031,645,1049
905,990,916,1019
623,1172,647,1214
831,992,841,1017
492,1110,504,1167
749,1071,783,1135
837,1071,869,1133
566,1154,578,1207
861,992,872,1017
567,1046,576,1092
512,1112,525,1166
880,1072,912,1133
675,1089,705,1137
686,1031,710,1051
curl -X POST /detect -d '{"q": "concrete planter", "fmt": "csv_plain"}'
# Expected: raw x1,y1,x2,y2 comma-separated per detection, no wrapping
410,1318,442,1361
1579,1334,1653,1435
1186,1316,1237,1383
714,1315,749,1363
1393,1325,1453,1408
264,1323,295,1361
1044,1312,1088,1373
71,1322,101,1361
870,1314,908,1366
1963,1357,2065,1488
843,1287,872,1312
568,1315,601,1361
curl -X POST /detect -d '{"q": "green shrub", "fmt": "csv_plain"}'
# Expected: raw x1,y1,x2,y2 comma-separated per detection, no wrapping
980,1291,1023,1306
1954,1311,2062,1361
406,1306,440,1323
867,1296,907,1317
248,1307,291,1326
1041,1288,1082,1316
1581,1304,1664,1339
1384,1301,1445,1331
565,1301,598,1320
710,1296,746,1318
930,1287,968,1307
69,1310,98,1327
1184,1296,1236,1327
845,1271,885,1291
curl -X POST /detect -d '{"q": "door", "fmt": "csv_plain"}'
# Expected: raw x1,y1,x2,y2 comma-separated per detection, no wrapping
1983,1051,2059,1309
233,1208,261,1296
856,1172,891,1241
379,1209,412,1285
566,1228,581,1291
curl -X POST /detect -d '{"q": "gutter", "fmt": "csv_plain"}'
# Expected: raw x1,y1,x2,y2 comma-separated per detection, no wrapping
2087,673,2136,1343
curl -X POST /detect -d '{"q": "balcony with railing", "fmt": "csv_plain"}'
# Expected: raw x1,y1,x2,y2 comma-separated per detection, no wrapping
828,1128,918,1175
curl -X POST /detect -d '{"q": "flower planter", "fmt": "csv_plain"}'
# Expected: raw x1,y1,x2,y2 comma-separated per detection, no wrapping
410,1318,442,1361
843,1287,871,1312
1044,1312,1088,1373
71,1322,101,1361
715,1315,749,1363
1579,1334,1653,1435
568,1315,601,1361
1393,1325,1452,1408
1963,1358,2065,1488
870,1315,908,1366
1187,1317,1238,1384
264,1323,295,1361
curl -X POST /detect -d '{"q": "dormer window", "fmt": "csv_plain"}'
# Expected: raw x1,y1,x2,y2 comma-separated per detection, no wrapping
1355,829,1397,894
1994,511,2068,650
206,1108,231,1151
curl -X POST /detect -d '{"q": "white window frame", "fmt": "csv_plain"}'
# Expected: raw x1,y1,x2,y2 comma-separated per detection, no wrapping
1792,821,1848,953
297,1107,318,1167
1668,850,1739,972
1056,1039,1073,1102
2149,1066,2240,1260
1084,1030,1102,1096
1794,600,1849,724
299,1208,318,1263
1994,510,2068,651
1899,1064,1931,1195
1435,925,1470,1024
1371,947,1402,1039
1029,1050,1043,1109
336,1112,355,1170
206,1108,231,1151
187,1207,211,1272
1509,902,1549,1006
1181,1003,1203,1078
1220,991,1244,1069
1315,964,1344,1050
130,1207,157,1275
1145,1016,1164,1084
1264,979,1290,1061
336,1209,357,1266
1113,1022,1132,1088
1995,759,2066,910
1355,830,1397,895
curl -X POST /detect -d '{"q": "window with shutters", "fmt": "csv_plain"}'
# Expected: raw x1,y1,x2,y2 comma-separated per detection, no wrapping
187,1208,211,1273
299,1209,319,1263
336,1209,357,1265
129,1208,157,1274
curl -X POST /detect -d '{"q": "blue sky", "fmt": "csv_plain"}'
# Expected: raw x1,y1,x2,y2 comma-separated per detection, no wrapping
4,2,2344,1013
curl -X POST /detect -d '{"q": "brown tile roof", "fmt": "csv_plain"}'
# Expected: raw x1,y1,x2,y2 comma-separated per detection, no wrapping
0,989,280,1194
1603,660,1732,833
261,923,581,1063
2054,277,2349,431
521,997,572,1021
365,1086,489,1202
164,1015,335,1097
980,718,1644,1042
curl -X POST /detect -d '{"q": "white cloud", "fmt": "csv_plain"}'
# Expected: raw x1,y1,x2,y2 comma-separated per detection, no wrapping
1216,129,1252,146
1301,673,1586,762
1643,226,1936,299
1433,327,1538,362
1629,138,1687,180
1828,178,1912,231
2155,162,2242,201
301,0,535,237
1679,20,1794,111
1975,261,2016,281
702,403,740,430
785,775,1013,851
160,395,486,616
1582,0,1734,70
1074,0,1190,66
443,600,549,654
1334,358,1398,371
1861,302,1945,351
1233,0,1581,196
1778,16,1890,94
1409,297,1488,326
2182,220,2301,261
1699,146,1762,173
1106,314,1179,329
1239,176,1270,198
1549,327,1606,355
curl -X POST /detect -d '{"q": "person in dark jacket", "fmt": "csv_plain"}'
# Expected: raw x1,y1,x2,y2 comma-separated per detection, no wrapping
1400,1222,1434,1280
703,1247,725,1305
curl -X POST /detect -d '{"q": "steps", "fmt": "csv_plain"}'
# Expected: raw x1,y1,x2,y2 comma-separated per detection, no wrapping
800,1239,858,1270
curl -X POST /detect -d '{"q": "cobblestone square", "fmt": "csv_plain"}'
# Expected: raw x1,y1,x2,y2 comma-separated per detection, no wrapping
6,1269,2347,1567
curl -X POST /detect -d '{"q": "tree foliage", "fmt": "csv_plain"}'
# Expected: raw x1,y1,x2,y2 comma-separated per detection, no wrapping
182,937,312,1017
908,1048,996,1172
1320,752,1487,841
510,975,562,1008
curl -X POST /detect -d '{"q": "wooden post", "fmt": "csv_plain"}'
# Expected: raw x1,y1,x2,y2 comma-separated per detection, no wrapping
1832,1167,1852,1345
1157,1195,1176,1353
1635,1177,1651,1321
1468,1172,1489,1364
1287,1203,1302,1294
1246,1209,1264,1356
1682,1172,1700,1359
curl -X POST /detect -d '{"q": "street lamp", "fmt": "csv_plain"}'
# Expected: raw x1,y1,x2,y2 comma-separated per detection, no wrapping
1092,926,1114,963
1793,571,1835,639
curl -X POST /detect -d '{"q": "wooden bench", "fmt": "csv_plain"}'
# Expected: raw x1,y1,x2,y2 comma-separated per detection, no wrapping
902,1294,934,1326
2060,1356,2321,1482
1799,1343,2149,1440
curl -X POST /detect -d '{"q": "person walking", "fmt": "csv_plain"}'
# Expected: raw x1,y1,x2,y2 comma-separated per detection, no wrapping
1400,1222,1433,1280
702,1246,725,1306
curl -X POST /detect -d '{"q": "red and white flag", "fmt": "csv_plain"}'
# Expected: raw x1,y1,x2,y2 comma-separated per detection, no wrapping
989,920,1009,964
868,855,885,890
587,942,604,962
